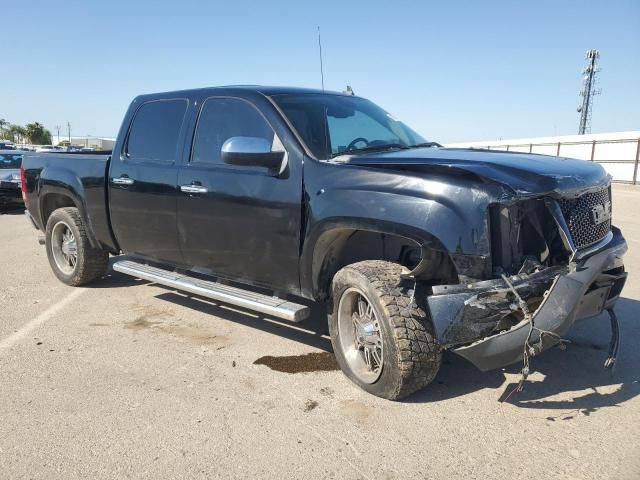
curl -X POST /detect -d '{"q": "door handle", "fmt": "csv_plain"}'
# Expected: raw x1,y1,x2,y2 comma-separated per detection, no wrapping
112,176,134,185
180,184,208,194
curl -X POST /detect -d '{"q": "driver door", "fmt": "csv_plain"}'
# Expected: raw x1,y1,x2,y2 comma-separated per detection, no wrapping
176,96,303,292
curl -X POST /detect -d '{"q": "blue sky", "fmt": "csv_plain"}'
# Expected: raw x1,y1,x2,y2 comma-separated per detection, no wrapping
2,0,639,143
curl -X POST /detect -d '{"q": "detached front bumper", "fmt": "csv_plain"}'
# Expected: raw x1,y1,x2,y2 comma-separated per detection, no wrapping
427,227,627,371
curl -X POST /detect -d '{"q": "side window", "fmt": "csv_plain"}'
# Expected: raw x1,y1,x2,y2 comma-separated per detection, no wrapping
126,99,188,163
327,111,401,155
192,97,276,165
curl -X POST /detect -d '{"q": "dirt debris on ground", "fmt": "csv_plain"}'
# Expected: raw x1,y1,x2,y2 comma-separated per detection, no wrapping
253,352,339,373
304,399,319,412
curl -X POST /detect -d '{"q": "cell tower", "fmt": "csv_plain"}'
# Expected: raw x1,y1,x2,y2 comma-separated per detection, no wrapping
577,49,601,134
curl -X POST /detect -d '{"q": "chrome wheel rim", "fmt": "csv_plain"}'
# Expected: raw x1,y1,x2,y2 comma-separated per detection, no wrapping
337,288,383,383
51,221,77,275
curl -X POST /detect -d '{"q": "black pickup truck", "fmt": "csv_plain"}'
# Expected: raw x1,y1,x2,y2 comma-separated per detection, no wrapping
22,86,627,400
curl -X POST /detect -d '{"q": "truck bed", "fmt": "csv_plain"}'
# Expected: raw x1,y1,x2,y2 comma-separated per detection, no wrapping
22,152,117,252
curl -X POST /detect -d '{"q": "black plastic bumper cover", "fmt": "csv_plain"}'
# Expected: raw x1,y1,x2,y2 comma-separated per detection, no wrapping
0,183,22,202
428,228,627,371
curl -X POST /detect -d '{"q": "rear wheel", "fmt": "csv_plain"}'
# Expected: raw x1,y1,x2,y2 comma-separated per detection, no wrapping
45,207,109,286
329,260,442,400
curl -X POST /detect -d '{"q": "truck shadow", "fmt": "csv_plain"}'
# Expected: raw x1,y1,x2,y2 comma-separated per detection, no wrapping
89,270,150,288
409,297,640,412
0,205,25,215
91,266,332,350
95,269,639,411
153,290,333,352
91,268,331,350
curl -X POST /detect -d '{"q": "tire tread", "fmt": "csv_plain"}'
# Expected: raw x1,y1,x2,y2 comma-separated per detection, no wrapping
333,260,442,400
46,207,109,286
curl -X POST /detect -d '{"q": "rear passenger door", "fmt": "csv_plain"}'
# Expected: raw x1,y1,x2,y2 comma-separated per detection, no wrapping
109,98,189,266
176,96,303,292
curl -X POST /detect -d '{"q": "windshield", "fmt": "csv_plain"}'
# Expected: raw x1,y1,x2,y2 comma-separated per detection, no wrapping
273,94,430,160
0,153,22,169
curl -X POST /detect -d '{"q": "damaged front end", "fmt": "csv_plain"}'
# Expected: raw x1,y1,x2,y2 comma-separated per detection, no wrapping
425,186,628,371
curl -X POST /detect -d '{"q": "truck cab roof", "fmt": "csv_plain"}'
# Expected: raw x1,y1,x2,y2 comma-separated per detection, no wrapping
133,85,352,102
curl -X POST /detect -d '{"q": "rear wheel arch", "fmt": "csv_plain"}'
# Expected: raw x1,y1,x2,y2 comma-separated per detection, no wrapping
39,191,100,248
40,192,77,226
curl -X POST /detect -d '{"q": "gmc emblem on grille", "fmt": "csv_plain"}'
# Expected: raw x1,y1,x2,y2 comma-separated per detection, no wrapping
591,201,611,225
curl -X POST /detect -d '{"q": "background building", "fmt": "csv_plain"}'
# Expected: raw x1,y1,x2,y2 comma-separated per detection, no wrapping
54,136,115,150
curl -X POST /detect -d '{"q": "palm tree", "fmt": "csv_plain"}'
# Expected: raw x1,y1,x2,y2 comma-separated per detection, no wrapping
0,119,8,139
8,125,27,144
25,122,52,144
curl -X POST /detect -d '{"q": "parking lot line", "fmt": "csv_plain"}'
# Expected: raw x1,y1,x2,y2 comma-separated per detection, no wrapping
0,288,86,354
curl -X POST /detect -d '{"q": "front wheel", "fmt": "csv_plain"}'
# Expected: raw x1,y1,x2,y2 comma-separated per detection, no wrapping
329,261,442,400
45,207,109,286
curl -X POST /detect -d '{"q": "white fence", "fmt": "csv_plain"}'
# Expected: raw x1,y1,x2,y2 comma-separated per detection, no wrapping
446,131,640,184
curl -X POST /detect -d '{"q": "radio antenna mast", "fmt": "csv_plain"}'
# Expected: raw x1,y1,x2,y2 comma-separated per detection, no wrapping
317,26,325,91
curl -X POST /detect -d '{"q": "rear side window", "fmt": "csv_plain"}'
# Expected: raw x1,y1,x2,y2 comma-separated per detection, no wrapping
191,97,275,165
126,99,188,162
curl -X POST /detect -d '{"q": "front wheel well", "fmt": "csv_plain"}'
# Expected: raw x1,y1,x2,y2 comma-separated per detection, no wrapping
312,229,457,300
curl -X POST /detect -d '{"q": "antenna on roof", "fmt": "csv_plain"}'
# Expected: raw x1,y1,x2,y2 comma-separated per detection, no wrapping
317,26,325,91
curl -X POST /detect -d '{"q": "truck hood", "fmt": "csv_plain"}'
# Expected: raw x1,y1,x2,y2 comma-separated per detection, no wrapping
342,147,610,197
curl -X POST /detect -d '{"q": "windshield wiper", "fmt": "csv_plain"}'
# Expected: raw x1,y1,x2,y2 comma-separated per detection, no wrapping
405,142,442,149
330,143,409,159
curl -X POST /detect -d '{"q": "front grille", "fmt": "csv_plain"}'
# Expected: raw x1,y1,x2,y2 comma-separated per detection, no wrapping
558,187,611,249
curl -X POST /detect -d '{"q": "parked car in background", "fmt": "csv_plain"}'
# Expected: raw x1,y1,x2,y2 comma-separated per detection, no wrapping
0,140,16,150
0,150,24,209
35,145,63,152
62,145,95,153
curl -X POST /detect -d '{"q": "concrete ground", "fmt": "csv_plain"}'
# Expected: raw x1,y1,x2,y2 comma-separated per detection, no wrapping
0,185,638,480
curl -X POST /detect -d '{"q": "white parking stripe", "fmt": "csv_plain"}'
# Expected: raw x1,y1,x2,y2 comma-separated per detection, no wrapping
0,288,86,354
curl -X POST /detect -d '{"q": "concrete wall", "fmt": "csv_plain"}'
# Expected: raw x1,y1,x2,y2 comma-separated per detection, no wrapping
446,131,640,183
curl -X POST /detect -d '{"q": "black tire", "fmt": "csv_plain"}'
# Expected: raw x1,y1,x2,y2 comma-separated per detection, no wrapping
329,260,442,400
45,207,109,286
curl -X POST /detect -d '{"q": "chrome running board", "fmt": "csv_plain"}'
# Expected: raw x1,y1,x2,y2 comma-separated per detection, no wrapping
113,259,310,322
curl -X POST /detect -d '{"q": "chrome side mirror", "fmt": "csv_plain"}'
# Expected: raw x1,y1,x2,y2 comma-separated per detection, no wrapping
221,137,285,171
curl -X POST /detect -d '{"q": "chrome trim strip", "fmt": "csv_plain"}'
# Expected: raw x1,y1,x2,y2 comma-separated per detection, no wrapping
574,230,614,261
544,198,577,259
